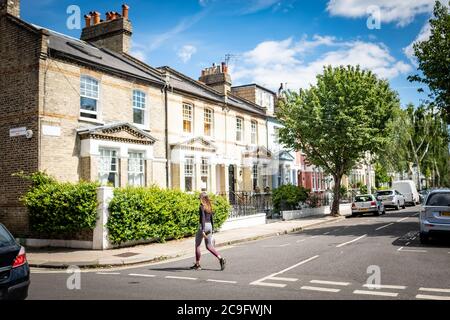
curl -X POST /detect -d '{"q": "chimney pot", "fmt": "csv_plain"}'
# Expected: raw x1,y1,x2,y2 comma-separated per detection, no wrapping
84,14,92,27
122,4,129,19
93,11,101,25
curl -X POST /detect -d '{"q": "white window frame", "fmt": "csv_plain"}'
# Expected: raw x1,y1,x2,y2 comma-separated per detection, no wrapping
184,155,195,192
128,151,145,186
251,120,258,145
200,157,210,192
80,75,100,120
252,164,259,191
183,103,193,134
133,90,147,128
98,148,119,187
204,108,214,137
236,117,244,142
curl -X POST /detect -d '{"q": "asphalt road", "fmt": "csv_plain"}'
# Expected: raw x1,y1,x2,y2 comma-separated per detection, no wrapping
28,206,450,300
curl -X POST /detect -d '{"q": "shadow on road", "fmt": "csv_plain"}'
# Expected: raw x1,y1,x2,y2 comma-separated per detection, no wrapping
294,209,450,249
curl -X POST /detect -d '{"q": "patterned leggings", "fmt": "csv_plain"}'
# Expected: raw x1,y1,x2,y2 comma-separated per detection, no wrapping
195,223,220,262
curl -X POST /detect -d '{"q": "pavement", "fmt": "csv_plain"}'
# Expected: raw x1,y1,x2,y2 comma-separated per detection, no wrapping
28,206,450,300
27,214,345,268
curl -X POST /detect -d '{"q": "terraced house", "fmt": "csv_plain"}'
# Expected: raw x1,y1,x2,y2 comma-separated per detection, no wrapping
0,1,275,236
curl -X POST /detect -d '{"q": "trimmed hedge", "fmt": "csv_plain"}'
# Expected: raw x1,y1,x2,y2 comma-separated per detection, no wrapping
19,172,99,235
273,184,310,212
107,187,230,245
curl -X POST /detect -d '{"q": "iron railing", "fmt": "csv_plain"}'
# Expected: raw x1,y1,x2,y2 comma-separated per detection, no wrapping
218,191,273,218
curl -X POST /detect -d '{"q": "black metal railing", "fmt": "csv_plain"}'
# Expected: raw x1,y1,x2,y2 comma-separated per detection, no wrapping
218,191,273,218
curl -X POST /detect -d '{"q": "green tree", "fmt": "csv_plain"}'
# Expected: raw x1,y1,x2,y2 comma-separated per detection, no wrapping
408,1,450,123
374,162,391,188
277,65,399,216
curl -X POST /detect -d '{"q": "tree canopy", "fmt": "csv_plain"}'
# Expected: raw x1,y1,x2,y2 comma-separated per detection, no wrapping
277,65,400,215
408,1,450,123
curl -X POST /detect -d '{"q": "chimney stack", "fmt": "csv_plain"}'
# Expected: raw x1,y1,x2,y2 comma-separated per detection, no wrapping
122,4,129,19
199,62,232,95
0,0,20,18
84,14,92,27
81,4,133,54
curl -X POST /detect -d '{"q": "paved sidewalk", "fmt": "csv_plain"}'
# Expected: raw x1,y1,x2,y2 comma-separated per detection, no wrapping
27,215,345,268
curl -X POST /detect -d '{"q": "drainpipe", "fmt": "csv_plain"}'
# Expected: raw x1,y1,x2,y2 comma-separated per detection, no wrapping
164,84,170,189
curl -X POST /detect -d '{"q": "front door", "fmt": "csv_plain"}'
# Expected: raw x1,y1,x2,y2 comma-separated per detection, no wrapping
228,165,236,204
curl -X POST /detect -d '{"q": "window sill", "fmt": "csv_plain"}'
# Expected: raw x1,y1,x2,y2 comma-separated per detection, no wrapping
79,117,105,125
133,124,151,132
235,142,247,147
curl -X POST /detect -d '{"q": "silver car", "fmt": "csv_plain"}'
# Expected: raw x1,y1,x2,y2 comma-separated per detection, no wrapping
351,194,386,217
376,190,406,210
419,189,450,243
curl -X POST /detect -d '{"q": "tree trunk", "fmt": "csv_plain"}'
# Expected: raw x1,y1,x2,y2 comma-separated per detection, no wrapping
331,175,342,217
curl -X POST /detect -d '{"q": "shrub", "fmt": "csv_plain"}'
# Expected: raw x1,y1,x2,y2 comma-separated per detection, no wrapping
107,187,230,245
19,172,99,236
306,193,321,208
359,185,368,194
272,184,309,212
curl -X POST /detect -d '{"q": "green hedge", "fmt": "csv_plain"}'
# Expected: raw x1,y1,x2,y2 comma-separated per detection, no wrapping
273,184,310,212
107,187,230,245
18,172,99,235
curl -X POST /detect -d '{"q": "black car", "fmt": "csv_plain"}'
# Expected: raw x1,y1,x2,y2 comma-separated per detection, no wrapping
0,223,30,300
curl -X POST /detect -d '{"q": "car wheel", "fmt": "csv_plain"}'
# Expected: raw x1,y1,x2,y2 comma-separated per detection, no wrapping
402,202,406,209
419,232,429,244
374,209,380,216
395,202,400,211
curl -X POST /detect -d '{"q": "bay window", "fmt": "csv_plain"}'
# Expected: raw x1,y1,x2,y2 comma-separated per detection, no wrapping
128,151,145,186
185,156,195,192
98,148,119,187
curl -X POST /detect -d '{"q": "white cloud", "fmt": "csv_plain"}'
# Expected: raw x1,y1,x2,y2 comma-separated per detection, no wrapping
231,36,412,91
326,0,436,27
177,45,197,63
404,22,431,64
198,0,294,15
130,49,147,62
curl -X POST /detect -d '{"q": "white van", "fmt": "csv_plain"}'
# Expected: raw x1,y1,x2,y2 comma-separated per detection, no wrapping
392,180,420,205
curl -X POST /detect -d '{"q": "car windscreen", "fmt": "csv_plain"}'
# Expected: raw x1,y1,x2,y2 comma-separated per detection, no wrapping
426,193,450,206
355,196,373,202
0,225,16,248
376,191,393,196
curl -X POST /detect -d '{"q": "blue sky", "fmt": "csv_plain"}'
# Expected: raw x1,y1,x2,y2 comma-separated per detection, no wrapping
21,0,443,106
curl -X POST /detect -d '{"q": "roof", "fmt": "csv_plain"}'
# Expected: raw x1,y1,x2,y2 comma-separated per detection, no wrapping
231,83,277,95
31,24,164,86
159,66,266,117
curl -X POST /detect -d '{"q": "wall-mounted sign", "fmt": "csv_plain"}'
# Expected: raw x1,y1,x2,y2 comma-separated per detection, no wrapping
9,127,27,137
42,125,61,137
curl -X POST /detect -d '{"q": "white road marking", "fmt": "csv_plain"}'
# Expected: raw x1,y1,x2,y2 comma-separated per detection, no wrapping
416,294,450,300
353,290,399,297
375,223,394,231
310,280,350,286
270,277,298,282
363,284,407,290
296,239,306,243
250,255,319,287
129,273,156,278
96,272,121,275
398,247,427,253
405,242,411,246
412,213,419,217
336,235,367,248
165,276,197,281
263,243,290,248
419,287,450,293
323,232,331,235
206,279,237,284
310,236,319,239
252,282,287,288
301,286,340,293
396,217,409,222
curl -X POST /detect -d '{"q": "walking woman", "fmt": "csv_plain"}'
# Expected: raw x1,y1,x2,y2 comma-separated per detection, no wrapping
190,193,226,271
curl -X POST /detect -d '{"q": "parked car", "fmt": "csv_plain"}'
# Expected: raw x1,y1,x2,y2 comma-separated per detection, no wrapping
419,189,430,204
351,194,386,217
0,223,30,300
392,180,420,205
419,189,450,243
376,190,406,210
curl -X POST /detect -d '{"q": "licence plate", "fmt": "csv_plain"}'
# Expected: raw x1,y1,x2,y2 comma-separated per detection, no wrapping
359,208,368,211
441,212,450,217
